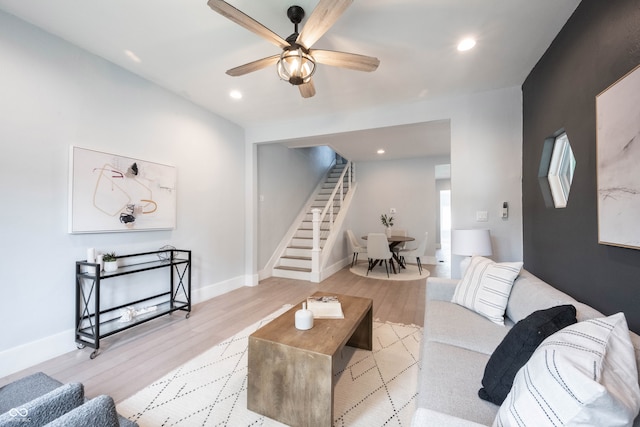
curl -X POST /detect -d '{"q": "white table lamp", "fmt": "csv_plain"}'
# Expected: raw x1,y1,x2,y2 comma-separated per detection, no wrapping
451,229,493,276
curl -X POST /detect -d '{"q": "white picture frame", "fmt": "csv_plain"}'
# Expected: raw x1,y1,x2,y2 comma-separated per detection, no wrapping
68,146,177,234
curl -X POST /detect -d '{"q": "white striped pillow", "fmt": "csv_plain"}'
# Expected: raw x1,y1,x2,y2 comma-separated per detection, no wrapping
452,256,523,325
493,312,640,427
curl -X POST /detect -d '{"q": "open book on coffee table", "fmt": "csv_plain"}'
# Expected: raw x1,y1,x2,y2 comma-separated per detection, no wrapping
306,295,345,319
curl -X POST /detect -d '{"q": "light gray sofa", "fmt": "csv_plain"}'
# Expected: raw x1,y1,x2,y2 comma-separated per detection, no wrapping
0,372,137,427
412,269,640,427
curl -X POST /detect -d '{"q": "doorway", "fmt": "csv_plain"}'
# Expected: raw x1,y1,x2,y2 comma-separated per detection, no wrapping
438,189,451,264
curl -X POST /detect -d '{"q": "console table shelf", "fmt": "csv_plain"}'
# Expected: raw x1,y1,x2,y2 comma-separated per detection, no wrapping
75,249,191,359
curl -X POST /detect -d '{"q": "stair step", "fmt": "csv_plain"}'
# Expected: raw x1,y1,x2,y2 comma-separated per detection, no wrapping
296,230,330,239
274,266,312,273
314,205,341,210
279,255,312,269
292,237,326,244
285,247,312,257
272,267,312,280
304,216,334,222
300,221,330,228
309,205,340,211
315,198,342,204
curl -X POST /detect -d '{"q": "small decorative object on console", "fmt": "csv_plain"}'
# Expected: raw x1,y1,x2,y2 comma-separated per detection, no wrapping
103,252,118,272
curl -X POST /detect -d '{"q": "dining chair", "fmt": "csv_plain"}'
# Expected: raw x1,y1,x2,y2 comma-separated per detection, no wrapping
366,233,394,278
399,232,428,275
347,229,367,267
391,229,408,254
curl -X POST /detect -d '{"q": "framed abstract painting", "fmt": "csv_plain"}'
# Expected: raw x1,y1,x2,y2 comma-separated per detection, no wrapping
68,146,177,233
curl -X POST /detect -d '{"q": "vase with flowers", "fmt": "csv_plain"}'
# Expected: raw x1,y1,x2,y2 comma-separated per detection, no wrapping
380,214,394,237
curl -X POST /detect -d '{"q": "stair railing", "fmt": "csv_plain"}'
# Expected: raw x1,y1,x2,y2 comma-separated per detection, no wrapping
311,161,354,280
318,160,353,232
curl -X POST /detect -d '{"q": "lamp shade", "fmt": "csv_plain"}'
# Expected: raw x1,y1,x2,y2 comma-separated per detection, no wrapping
451,229,492,257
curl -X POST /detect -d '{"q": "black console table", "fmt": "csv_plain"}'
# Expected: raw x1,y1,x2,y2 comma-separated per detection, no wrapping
75,248,191,359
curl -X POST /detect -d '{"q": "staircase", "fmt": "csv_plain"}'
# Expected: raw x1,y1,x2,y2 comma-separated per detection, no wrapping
272,162,350,280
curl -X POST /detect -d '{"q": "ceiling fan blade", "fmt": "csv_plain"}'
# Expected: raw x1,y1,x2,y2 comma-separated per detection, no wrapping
207,0,289,49
297,0,353,48
299,80,316,98
226,55,280,77
311,49,380,72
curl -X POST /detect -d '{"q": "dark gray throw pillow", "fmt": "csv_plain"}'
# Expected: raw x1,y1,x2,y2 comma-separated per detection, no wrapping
478,304,577,405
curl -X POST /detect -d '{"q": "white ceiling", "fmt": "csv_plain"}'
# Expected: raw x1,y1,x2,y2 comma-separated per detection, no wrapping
0,0,580,161
281,120,451,162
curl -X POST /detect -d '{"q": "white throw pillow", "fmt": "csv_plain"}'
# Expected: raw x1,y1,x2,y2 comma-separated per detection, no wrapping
451,256,523,325
493,312,640,427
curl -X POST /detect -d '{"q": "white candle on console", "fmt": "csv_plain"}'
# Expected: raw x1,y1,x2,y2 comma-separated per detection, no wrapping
87,248,95,263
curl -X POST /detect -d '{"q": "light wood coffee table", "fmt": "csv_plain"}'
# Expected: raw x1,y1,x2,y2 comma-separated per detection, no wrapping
247,292,373,427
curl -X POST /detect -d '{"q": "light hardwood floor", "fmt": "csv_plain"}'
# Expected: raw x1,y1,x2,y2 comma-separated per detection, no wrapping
0,262,449,403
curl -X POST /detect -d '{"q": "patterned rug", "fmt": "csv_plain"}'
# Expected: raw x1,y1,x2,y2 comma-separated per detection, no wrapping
350,261,430,281
117,306,422,426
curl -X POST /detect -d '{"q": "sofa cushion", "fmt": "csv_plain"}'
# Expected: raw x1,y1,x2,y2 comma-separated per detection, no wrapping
425,300,512,355
494,313,640,427
417,341,499,426
571,300,604,322
0,382,84,427
452,256,523,325
44,395,120,427
505,269,577,324
478,304,577,405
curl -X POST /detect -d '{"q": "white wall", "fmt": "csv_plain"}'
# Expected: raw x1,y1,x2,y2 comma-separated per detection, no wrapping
257,144,334,269
0,12,247,376
346,156,449,262
245,86,524,278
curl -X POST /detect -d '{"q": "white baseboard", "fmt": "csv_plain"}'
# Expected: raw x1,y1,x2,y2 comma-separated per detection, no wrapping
320,257,351,281
0,329,77,378
0,275,251,379
258,268,271,281
192,274,251,303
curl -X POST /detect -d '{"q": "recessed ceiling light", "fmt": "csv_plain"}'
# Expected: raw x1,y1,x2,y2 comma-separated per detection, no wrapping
457,38,476,52
230,90,243,100
377,149,385,154
124,49,141,63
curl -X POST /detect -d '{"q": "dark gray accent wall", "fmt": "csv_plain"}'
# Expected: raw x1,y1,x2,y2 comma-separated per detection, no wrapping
522,0,640,332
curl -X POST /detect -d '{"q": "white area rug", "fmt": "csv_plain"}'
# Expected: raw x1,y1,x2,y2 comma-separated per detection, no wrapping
350,262,430,281
117,306,422,426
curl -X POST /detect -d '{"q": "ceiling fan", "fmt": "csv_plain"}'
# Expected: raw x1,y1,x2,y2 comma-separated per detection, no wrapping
207,0,380,98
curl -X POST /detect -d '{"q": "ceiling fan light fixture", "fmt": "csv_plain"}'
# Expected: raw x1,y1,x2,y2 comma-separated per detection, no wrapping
457,38,476,52
277,44,316,86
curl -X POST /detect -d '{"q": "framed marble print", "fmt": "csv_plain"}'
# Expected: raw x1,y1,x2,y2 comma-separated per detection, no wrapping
596,64,640,249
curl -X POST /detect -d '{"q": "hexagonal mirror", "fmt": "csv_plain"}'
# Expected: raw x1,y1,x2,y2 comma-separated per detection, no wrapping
538,131,576,208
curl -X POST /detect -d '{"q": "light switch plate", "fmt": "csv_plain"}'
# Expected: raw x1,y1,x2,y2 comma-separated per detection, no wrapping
476,211,488,222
